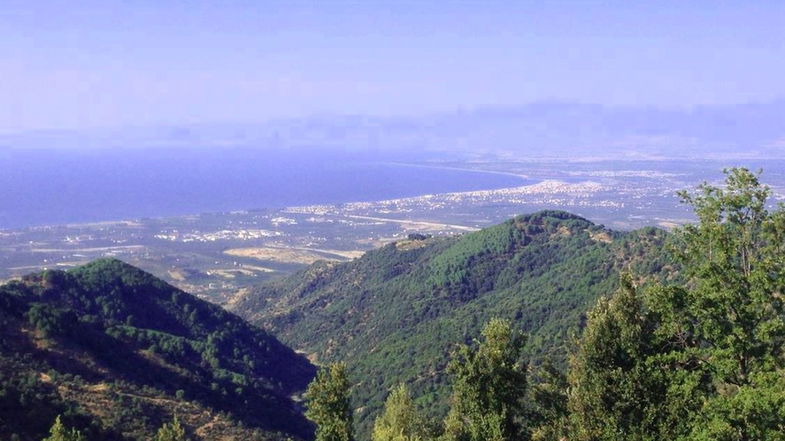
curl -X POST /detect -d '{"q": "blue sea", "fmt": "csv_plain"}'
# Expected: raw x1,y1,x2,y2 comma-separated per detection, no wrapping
0,148,527,229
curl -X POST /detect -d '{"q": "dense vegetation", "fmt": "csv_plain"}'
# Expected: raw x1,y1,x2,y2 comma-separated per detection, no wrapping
231,210,672,435
561,168,785,440
300,168,785,440
0,259,315,441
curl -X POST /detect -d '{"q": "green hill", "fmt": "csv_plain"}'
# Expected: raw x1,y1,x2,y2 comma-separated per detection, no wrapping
0,258,316,441
229,210,673,435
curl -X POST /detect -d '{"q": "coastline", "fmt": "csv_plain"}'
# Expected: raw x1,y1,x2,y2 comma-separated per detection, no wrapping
0,161,531,232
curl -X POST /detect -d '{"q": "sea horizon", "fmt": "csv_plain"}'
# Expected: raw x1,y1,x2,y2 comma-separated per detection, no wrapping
0,147,529,230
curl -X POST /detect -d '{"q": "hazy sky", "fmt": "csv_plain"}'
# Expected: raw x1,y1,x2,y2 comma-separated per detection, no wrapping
3,1,785,131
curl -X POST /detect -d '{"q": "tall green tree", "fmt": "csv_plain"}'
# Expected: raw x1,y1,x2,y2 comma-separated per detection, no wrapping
647,167,785,439
154,415,189,441
372,384,429,441
529,359,569,441
442,318,527,441
306,363,354,441
667,168,785,379
566,275,666,441
42,415,85,441
553,168,785,440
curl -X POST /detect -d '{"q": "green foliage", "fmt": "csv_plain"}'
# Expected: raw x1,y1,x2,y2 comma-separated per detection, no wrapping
559,168,785,440
442,319,527,441
566,275,666,441
154,416,189,441
372,384,430,441
26,303,78,338
0,259,315,441
528,360,568,441
663,168,785,381
233,210,669,436
42,415,86,441
646,167,785,439
306,363,354,441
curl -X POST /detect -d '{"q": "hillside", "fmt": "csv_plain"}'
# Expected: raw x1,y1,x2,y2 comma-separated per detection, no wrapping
229,210,673,435
0,259,316,441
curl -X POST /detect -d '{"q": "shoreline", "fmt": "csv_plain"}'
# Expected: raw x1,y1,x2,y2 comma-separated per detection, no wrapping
378,161,531,180
0,162,533,232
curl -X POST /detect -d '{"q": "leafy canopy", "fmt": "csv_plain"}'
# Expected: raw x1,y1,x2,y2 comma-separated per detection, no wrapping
372,384,429,441
306,363,354,441
567,275,667,441
442,318,528,441
650,167,785,439
42,415,85,441
154,416,189,441
562,168,785,440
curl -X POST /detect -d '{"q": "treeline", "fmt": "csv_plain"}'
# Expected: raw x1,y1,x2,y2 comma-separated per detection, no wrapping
305,168,785,441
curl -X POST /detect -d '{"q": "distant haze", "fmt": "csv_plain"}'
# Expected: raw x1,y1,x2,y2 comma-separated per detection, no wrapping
3,101,785,159
2,1,785,132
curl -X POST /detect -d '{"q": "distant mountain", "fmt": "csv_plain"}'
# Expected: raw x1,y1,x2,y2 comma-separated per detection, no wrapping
4,100,785,159
417,100,785,158
229,211,674,436
0,259,315,441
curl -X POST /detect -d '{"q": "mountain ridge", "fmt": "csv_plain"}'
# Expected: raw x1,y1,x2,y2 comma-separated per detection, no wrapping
230,210,673,436
0,258,316,441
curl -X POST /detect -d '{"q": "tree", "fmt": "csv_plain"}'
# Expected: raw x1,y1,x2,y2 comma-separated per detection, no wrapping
442,318,527,441
306,363,354,441
559,168,785,440
646,168,785,439
529,359,568,441
372,384,429,441
567,274,666,441
42,415,85,441
154,415,188,441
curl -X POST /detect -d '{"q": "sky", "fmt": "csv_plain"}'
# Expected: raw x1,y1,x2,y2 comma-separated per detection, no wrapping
2,1,785,132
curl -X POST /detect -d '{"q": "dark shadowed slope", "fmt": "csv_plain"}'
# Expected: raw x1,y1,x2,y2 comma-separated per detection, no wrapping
0,258,316,441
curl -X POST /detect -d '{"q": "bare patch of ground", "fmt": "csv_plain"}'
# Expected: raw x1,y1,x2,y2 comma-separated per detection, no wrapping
589,230,613,243
224,246,362,265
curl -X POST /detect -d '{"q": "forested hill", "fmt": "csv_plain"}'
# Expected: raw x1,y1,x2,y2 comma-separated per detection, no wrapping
0,259,316,441
229,210,673,435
